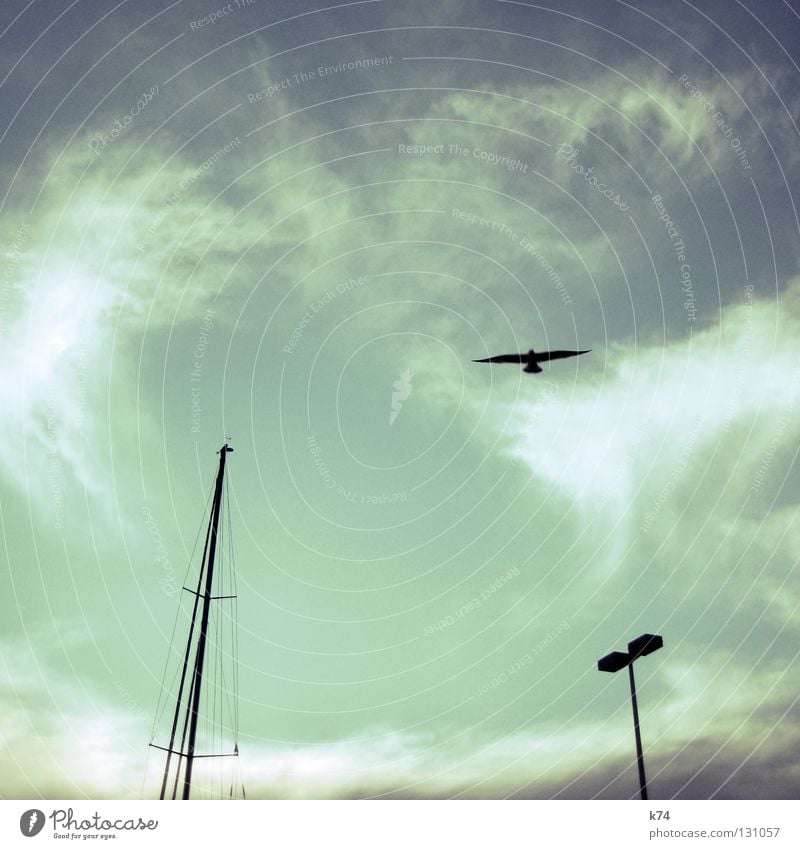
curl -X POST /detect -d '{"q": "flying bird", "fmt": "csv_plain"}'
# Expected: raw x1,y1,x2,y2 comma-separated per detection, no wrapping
473,347,590,373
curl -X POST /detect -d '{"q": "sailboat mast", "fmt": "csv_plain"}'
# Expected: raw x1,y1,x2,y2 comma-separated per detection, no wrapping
181,443,233,800
157,517,211,800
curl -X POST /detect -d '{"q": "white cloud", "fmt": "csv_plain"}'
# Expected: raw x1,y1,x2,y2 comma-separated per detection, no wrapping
0,635,146,798
501,280,800,524
1,618,796,799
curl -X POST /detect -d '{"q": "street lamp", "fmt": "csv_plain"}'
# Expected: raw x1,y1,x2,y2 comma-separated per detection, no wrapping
598,633,663,800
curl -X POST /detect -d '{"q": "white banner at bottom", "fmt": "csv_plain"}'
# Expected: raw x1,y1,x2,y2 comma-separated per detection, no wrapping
1,800,797,848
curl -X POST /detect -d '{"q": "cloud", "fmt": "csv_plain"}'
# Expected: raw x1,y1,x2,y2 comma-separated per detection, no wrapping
5,618,794,800
0,634,147,799
0,137,266,505
500,278,800,520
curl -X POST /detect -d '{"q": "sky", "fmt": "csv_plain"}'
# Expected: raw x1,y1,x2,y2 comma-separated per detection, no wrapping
1,0,799,800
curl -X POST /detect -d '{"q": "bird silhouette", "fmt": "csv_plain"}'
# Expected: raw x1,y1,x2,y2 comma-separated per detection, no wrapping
473,347,590,373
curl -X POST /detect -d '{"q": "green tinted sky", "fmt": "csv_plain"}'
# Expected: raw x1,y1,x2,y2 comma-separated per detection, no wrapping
1,0,799,799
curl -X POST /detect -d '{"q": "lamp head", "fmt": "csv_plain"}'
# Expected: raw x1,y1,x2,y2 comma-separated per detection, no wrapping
627,633,663,660
598,651,630,673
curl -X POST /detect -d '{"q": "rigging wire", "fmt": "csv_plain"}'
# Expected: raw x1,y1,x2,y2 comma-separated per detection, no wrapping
149,484,214,743
226,470,245,798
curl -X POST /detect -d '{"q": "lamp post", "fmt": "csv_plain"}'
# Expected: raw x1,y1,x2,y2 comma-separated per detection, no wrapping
598,633,663,800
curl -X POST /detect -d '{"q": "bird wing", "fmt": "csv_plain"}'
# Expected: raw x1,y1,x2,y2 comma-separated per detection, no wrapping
473,354,526,364
536,349,591,362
